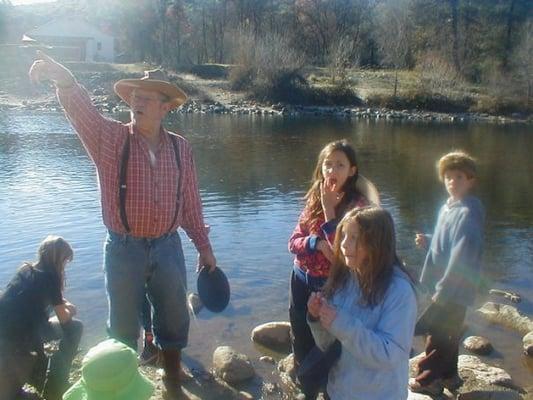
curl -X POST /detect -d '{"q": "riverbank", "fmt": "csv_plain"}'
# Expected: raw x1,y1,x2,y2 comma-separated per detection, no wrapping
0,62,531,124
21,310,533,400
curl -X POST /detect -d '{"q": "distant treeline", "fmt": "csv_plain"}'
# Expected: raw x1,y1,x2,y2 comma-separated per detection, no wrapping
1,0,531,109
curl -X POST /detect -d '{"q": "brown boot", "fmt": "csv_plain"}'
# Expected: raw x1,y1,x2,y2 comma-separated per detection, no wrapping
156,352,193,381
161,349,191,400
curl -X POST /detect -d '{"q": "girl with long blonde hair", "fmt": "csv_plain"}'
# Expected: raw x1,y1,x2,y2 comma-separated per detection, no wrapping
308,207,417,399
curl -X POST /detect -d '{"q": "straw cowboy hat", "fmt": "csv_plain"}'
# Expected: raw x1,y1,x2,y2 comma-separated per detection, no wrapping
62,339,154,400
114,69,188,110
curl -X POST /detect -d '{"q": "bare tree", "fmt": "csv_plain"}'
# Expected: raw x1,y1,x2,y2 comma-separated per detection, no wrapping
295,0,372,65
512,19,533,104
229,28,305,94
327,35,359,84
417,52,464,95
448,0,460,71
375,0,412,96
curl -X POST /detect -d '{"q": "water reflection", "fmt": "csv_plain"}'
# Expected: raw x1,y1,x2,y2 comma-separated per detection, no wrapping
0,110,532,389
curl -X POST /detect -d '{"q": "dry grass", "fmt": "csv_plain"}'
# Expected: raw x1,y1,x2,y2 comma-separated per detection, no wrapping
306,67,531,116
307,67,481,99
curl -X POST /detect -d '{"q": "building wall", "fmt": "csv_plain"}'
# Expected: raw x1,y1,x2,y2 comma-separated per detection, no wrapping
26,18,114,62
89,34,114,62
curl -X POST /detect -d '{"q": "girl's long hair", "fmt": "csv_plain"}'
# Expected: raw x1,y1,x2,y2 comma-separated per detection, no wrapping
323,207,409,307
24,235,73,292
304,140,360,225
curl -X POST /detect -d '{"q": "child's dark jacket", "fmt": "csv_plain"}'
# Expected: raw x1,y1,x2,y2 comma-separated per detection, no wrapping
0,265,62,344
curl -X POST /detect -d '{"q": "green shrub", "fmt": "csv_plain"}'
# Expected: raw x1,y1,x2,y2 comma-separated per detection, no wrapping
229,30,306,99
190,64,230,79
473,96,532,116
229,65,255,91
367,90,473,113
252,76,362,106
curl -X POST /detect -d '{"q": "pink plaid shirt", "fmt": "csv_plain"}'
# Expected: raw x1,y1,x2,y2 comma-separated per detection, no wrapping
57,83,210,250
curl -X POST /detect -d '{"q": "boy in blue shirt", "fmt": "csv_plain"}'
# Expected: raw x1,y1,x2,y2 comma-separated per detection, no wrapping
410,151,485,396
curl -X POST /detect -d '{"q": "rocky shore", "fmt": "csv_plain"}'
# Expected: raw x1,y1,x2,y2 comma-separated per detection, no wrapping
1,93,528,125
0,69,530,125
18,295,533,399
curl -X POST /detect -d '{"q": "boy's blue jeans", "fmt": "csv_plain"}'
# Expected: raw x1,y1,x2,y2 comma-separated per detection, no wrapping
104,230,189,351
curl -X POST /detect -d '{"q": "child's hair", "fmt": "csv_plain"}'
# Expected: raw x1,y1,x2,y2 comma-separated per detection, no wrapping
323,207,408,307
305,139,360,224
22,235,73,291
437,150,477,181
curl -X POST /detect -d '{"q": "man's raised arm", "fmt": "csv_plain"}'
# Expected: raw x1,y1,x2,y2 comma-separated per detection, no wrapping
29,50,75,89
29,51,121,162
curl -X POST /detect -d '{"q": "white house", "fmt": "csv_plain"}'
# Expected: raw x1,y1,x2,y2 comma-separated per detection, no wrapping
24,17,114,62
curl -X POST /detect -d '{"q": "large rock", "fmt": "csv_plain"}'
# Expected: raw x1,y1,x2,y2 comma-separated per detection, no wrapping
463,336,493,355
277,353,295,376
523,331,533,356
212,346,255,384
477,302,533,335
251,322,292,353
276,353,301,399
457,362,522,399
458,355,513,387
477,301,533,360
278,371,304,400
409,353,523,399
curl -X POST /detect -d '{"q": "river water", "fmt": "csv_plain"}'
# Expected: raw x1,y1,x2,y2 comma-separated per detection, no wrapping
1,110,532,393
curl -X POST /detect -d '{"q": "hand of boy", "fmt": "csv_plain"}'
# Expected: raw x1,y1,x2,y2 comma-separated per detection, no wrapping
415,233,427,249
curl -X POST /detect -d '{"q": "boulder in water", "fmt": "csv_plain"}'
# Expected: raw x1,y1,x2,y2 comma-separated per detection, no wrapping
251,322,291,352
523,331,533,356
212,346,255,384
477,302,533,335
463,336,493,355
409,353,523,399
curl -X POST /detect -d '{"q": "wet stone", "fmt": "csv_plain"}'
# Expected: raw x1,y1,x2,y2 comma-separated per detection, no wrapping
463,336,493,355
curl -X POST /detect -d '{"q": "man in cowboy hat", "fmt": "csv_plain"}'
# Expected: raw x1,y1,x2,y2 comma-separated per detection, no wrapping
29,51,217,399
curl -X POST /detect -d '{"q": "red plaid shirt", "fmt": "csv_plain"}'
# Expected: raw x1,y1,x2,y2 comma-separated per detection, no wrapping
57,84,210,250
289,196,368,278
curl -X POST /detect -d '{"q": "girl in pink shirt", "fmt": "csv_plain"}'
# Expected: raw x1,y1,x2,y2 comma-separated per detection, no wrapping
288,139,376,398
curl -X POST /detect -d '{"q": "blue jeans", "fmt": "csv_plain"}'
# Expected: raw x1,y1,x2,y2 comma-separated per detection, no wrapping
104,230,189,351
141,293,153,333
289,265,326,399
289,265,326,364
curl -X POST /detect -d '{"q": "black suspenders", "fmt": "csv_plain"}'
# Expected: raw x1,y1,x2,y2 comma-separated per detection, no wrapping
118,135,131,232
118,133,182,234
168,136,182,230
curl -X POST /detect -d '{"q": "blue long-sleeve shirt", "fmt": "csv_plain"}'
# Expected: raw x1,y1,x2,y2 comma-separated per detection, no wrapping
419,195,485,306
308,267,417,400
